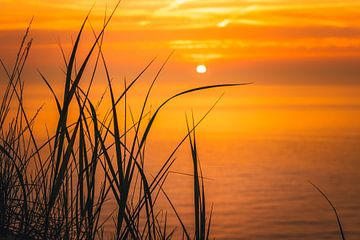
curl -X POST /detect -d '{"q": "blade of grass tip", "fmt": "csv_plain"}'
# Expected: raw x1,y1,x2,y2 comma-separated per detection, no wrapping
16,39,33,78
85,20,106,103
191,112,206,240
57,39,68,68
114,57,157,106
10,16,33,79
63,5,93,97
38,71,62,114
51,5,98,183
66,0,122,106
308,181,346,240
185,115,200,240
206,204,213,240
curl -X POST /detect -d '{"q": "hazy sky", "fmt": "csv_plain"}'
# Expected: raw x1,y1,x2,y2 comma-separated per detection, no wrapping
1,0,360,137
0,0,359,85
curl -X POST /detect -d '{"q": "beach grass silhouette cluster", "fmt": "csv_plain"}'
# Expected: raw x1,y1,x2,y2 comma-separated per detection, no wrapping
0,4,245,240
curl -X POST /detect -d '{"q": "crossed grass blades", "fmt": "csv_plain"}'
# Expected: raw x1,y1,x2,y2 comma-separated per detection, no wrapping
0,3,248,239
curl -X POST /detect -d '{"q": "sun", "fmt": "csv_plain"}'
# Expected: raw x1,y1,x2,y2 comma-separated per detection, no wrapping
196,64,207,74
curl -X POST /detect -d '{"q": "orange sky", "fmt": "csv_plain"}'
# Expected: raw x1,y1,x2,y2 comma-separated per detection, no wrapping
1,0,360,65
1,0,359,85
1,0,360,136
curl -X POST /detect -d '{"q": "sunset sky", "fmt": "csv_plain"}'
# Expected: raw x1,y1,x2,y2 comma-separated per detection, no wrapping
1,0,360,81
1,0,360,135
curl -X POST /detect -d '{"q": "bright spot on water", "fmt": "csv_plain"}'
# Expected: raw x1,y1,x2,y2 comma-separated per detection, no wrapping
196,65,207,74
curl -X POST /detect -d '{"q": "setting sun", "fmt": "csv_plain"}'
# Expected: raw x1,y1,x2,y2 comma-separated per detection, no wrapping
196,64,207,74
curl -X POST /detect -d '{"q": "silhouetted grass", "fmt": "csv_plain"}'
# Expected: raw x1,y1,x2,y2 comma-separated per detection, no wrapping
0,4,247,239
0,4,349,240
186,114,213,240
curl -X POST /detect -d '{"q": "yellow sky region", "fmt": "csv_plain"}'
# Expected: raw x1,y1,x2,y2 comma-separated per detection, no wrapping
0,0,360,64
1,0,360,29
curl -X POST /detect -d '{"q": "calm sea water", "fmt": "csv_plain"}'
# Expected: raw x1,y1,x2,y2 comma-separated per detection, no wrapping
140,132,360,239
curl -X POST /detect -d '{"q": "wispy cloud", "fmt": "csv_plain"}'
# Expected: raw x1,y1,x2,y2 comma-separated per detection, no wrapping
1,0,360,64
1,0,360,30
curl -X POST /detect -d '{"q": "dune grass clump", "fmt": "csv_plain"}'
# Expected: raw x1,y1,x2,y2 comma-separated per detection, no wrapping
0,4,246,239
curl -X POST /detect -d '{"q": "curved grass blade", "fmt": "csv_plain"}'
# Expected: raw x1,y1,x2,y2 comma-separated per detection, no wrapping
309,181,346,240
